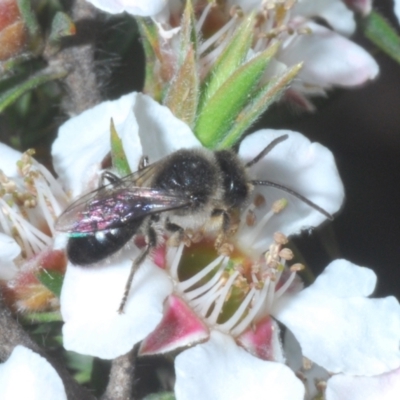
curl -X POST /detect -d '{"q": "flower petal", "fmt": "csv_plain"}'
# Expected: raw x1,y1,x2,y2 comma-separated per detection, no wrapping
139,294,209,355
326,367,400,400
61,247,173,359
238,129,344,248
86,0,167,16
52,93,141,198
280,22,379,88
133,93,201,163
273,259,400,375
0,142,21,177
0,345,67,400
175,330,305,400
293,0,356,36
0,233,20,280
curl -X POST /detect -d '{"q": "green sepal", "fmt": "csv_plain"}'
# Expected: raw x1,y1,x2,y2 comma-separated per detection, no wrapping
180,0,198,59
21,311,63,323
143,393,175,400
362,10,400,65
199,13,255,109
110,118,131,176
194,42,279,149
0,66,67,112
17,0,42,54
217,63,302,149
164,46,198,127
48,12,76,48
36,270,64,298
136,17,163,101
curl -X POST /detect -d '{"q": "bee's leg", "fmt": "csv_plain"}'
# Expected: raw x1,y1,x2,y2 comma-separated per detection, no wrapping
118,225,157,314
165,219,191,246
100,171,121,186
212,209,237,249
138,155,149,170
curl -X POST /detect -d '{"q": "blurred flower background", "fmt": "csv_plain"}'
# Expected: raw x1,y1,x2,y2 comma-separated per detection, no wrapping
1,0,400,399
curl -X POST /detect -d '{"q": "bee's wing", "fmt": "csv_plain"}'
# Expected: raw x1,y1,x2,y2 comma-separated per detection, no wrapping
56,186,191,233
55,164,189,233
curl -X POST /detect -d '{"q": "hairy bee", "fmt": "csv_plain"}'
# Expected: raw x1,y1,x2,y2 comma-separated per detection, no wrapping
56,135,332,312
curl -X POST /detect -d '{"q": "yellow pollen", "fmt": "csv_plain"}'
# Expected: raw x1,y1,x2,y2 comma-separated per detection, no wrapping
290,263,304,272
279,248,293,260
272,198,288,213
274,231,288,245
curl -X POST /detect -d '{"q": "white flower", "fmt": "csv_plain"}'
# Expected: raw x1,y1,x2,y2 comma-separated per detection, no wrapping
0,345,67,400
84,0,167,16
0,144,68,312
395,0,400,25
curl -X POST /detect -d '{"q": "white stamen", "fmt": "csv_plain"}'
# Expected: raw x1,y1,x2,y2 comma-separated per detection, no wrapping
219,286,256,332
169,242,185,280
232,282,269,336
184,261,226,301
196,1,213,33
199,16,237,54
275,270,296,298
178,255,226,292
207,270,240,324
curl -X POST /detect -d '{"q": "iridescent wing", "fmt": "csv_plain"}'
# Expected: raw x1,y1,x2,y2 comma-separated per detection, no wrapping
55,163,191,234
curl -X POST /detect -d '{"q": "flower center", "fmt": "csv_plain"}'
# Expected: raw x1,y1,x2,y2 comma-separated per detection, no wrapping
166,230,303,338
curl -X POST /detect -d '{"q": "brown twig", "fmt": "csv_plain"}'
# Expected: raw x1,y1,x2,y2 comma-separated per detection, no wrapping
101,347,137,400
0,296,95,400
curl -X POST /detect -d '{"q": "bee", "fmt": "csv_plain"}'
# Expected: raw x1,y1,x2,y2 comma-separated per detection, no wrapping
56,135,332,313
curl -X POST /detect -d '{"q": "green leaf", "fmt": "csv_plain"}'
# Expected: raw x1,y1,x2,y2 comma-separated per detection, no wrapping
36,270,64,298
194,43,279,148
0,66,67,113
217,63,302,149
110,118,131,176
164,46,198,127
362,11,400,65
199,13,255,109
136,17,163,101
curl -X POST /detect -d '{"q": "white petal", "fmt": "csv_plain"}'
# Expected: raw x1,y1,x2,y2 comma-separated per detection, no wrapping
0,345,67,400
175,330,304,400
0,233,20,280
395,0,400,25
61,247,173,359
280,22,379,88
273,260,400,375
133,93,201,163
52,92,140,198
86,0,166,16
326,368,400,400
0,143,21,177
238,130,344,247
294,0,356,36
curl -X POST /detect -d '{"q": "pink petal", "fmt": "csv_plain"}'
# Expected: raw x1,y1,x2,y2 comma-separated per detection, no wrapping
139,294,209,355
236,316,284,362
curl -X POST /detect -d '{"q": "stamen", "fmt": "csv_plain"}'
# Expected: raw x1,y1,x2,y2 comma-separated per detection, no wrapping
168,242,185,280
196,1,213,33
219,286,257,332
178,254,226,291
207,270,240,324
274,270,296,298
231,283,269,336
199,16,237,54
184,261,226,301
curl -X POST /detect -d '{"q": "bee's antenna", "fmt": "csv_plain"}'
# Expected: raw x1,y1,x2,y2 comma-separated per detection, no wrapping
250,179,334,220
245,134,289,168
